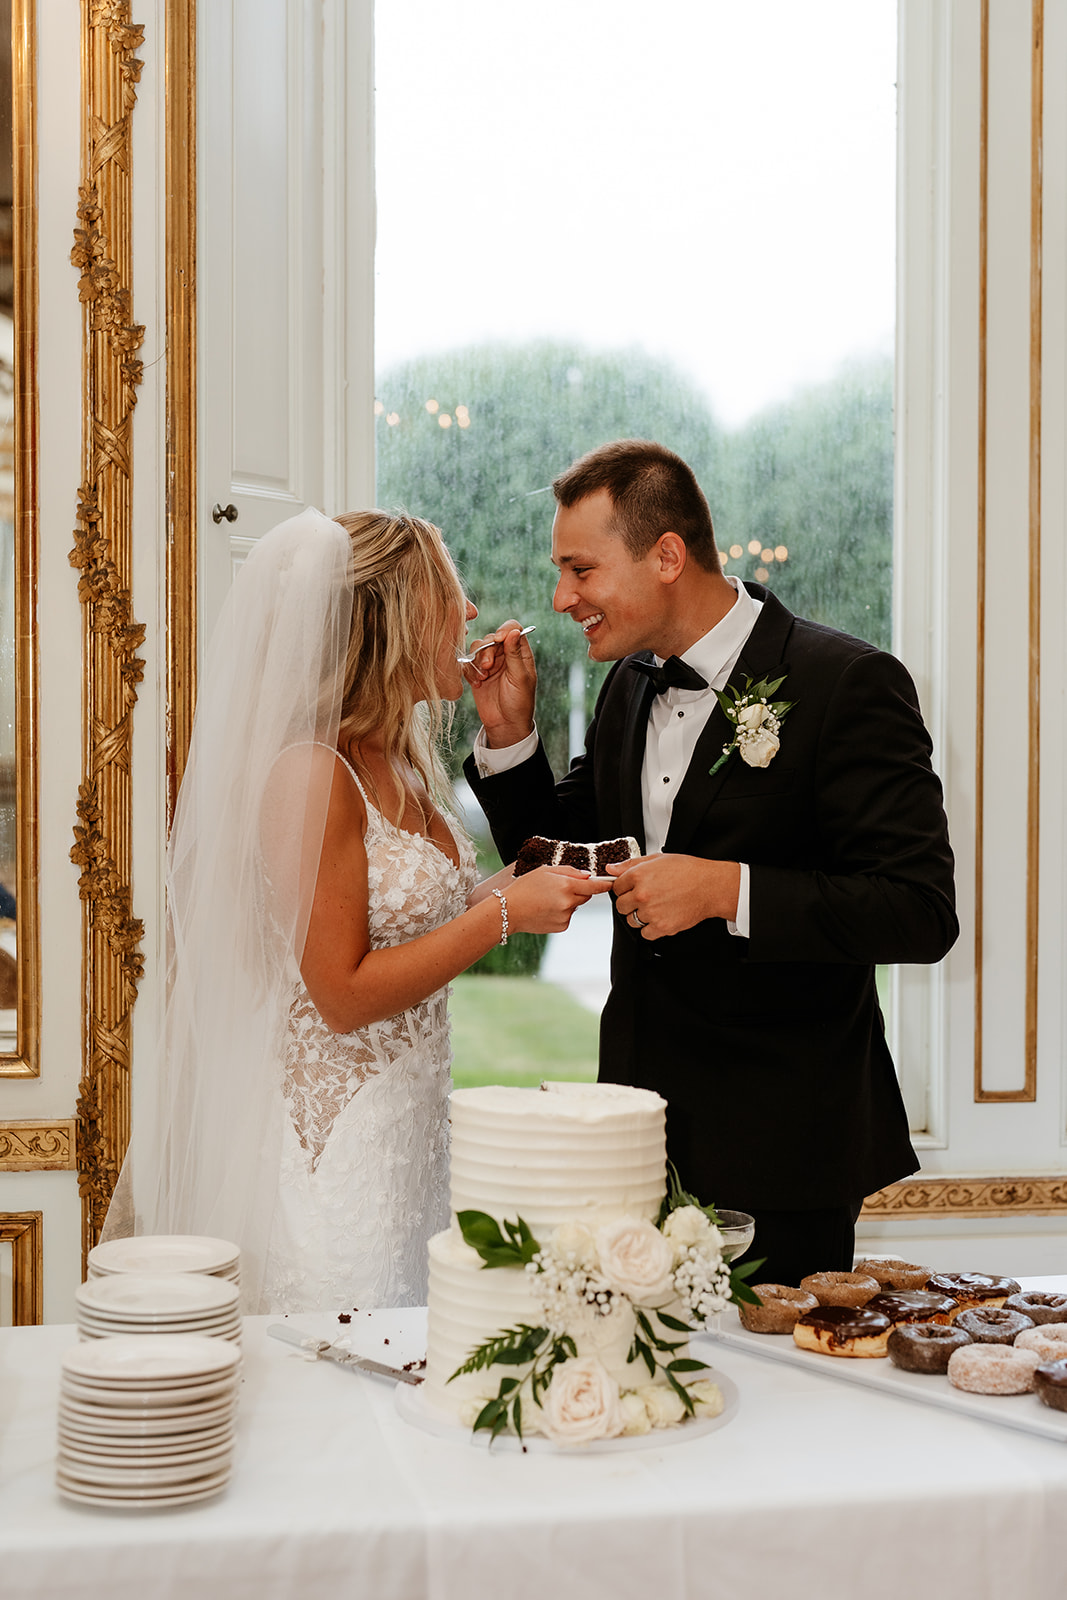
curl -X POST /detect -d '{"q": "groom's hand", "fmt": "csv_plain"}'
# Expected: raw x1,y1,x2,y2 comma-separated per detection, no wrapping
464,618,538,748
607,853,741,938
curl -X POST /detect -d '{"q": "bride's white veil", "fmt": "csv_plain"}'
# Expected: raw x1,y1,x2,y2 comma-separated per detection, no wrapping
104,508,355,1309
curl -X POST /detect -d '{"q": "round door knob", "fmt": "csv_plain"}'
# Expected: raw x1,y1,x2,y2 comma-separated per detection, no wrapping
212,502,239,524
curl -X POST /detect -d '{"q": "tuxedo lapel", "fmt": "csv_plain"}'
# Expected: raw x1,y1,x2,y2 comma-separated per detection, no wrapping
663,586,795,853
617,657,656,850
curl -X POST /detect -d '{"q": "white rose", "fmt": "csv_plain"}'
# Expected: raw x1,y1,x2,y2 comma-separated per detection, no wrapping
550,1221,597,1268
687,1379,725,1417
662,1205,712,1249
541,1358,624,1444
618,1391,653,1436
596,1218,675,1305
740,730,779,768
737,702,769,730
638,1382,687,1428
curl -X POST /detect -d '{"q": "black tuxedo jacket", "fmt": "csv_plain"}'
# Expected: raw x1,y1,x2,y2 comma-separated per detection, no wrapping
464,586,958,1212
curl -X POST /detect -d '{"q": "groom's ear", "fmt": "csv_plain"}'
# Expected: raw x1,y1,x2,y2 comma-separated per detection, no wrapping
653,532,688,586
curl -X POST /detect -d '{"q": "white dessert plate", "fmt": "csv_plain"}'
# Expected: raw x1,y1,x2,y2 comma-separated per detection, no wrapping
56,1404,236,1438
59,1434,234,1469
57,1448,234,1488
61,1374,237,1409
59,1395,236,1429
58,1424,235,1458
76,1272,239,1317
62,1333,241,1383
77,1311,241,1336
395,1366,739,1453
56,1465,231,1508
87,1236,240,1277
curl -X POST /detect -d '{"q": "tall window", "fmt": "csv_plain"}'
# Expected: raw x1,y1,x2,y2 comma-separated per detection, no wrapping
374,0,898,1078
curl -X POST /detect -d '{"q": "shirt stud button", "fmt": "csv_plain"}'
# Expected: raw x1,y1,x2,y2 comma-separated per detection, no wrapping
662,776,670,784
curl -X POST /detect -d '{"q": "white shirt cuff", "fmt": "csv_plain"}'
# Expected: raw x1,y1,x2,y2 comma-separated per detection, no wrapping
727,863,750,939
473,724,540,778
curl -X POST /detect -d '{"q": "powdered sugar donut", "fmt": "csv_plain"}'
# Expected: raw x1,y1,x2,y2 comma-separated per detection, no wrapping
800,1270,879,1308
1014,1323,1067,1363
947,1342,1042,1395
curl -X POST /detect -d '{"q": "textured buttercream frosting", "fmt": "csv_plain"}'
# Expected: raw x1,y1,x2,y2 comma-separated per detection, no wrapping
423,1082,671,1420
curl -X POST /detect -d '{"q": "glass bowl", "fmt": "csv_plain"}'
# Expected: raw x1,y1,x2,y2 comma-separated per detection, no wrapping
715,1209,755,1263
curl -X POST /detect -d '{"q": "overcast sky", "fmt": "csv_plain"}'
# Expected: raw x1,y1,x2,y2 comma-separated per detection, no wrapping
374,0,896,430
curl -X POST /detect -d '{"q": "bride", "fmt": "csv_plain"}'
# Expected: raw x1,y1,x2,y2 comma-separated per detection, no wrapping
109,508,600,1312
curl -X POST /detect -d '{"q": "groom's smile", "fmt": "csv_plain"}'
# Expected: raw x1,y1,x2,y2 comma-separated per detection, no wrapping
551,489,669,662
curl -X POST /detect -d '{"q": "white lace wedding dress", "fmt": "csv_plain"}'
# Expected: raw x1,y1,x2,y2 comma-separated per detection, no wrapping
262,755,477,1314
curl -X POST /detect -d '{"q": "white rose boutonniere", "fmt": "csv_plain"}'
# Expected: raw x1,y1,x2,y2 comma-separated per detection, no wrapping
709,672,794,775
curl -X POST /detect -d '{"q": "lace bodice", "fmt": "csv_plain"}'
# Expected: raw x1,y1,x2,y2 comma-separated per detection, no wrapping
263,751,478,1313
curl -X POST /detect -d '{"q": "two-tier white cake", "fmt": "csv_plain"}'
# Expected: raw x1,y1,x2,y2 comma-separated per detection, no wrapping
422,1081,673,1421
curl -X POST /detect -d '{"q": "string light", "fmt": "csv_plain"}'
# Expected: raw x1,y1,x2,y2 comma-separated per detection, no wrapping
755,566,770,582
386,412,399,426
747,539,761,556
425,399,440,414
761,548,775,564
438,413,452,428
373,400,384,416
774,545,789,562
729,544,743,560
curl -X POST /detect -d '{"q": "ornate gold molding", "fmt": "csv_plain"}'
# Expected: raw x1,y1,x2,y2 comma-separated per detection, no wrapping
0,1210,43,1323
165,0,197,821
1,0,41,1079
863,1174,1067,1218
0,1120,77,1171
69,3,146,1263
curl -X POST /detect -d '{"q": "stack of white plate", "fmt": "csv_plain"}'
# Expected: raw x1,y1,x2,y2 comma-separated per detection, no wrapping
75,1272,241,1344
56,1334,241,1509
86,1235,241,1291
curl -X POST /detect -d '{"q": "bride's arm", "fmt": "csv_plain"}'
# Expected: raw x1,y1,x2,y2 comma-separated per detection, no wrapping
293,759,598,1033
466,862,515,907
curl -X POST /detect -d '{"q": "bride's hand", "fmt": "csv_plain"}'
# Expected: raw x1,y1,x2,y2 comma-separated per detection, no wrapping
503,864,605,935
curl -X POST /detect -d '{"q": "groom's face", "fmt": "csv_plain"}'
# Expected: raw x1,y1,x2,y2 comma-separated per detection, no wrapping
551,489,666,661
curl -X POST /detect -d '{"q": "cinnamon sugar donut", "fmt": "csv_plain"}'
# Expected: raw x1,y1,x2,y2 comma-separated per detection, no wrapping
925,1273,1020,1316
1014,1323,1067,1363
947,1342,1041,1395
887,1322,971,1373
793,1305,891,1358
800,1270,879,1308
738,1284,819,1334
955,1307,1034,1345
1005,1291,1067,1326
1034,1358,1067,1412
854,1257,930,1292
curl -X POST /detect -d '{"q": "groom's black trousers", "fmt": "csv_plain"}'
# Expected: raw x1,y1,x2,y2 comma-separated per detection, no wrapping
741,1199,865,1288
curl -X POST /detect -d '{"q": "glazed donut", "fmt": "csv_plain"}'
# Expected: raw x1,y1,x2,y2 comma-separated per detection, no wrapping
1034,1358,1067,1413
925,1273,1020,1316
947,1342,1042,1395
854,1257,930,1292
865,1290,956,1326
799,1270,879,1308
793,1305,892,1358
738,1284,819,1334
955,1307,1034,1345
1014,1323,1067,1363
887,1322,971,1374
1005,1291,1067,1326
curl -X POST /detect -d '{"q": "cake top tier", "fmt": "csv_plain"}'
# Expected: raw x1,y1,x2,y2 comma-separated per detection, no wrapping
447,1082,667,1233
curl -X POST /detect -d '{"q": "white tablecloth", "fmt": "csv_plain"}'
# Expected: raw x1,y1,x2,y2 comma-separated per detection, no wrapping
3,1280,1067,1600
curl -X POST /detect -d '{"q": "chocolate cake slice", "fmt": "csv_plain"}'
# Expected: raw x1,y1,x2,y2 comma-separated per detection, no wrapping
513,836,640,877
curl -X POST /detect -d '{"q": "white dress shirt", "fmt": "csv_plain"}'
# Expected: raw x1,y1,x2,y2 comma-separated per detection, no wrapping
473,576,764,936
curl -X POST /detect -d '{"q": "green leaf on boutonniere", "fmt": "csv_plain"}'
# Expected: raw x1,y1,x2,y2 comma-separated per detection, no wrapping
457,1209,541,1268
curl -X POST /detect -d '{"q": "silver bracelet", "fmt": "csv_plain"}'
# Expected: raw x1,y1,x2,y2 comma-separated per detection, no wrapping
491,887,509,946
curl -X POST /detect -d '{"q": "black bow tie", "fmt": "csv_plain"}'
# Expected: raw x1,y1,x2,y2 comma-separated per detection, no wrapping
628,655,709,695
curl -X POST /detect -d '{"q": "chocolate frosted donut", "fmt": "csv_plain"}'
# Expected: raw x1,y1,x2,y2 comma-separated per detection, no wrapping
854,1257,930,1292
1014,1323,1067,1363
955,1307,1034,1345
793,1304,892,1358
925,1272,1020,1315
947,1342,1041,1395
738,1284,819,1334
799,1270,879,1309
1034,1358,1067,1412
866,1290,956,1326
887,1322,971,1374
1005,1291,1067,1327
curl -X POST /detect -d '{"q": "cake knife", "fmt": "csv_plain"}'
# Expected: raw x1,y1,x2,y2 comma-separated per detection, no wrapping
267,1322,424,1384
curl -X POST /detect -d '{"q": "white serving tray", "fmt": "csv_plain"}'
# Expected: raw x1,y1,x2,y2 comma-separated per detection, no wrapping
699,1308,1067,1445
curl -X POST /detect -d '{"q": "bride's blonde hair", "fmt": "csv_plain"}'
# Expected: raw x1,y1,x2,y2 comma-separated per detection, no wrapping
332,509,465,822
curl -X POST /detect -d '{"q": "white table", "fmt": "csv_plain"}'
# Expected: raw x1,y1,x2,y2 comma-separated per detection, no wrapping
3,1281,1067,1600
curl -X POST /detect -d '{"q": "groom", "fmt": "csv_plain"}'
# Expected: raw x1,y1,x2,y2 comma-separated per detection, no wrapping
464,439,957,1286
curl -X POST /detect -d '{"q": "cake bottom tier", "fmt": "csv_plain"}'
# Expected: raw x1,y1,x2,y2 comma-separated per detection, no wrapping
424,1228,687,1426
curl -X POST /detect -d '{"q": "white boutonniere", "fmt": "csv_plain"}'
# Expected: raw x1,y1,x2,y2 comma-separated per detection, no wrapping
709,673,794,775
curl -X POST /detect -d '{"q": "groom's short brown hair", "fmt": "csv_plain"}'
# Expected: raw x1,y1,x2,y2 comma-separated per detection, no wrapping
552,439,720,574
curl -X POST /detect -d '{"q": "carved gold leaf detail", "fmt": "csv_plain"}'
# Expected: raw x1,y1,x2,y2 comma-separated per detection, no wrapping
0,1122,77,1170
863,1177,1067,1218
